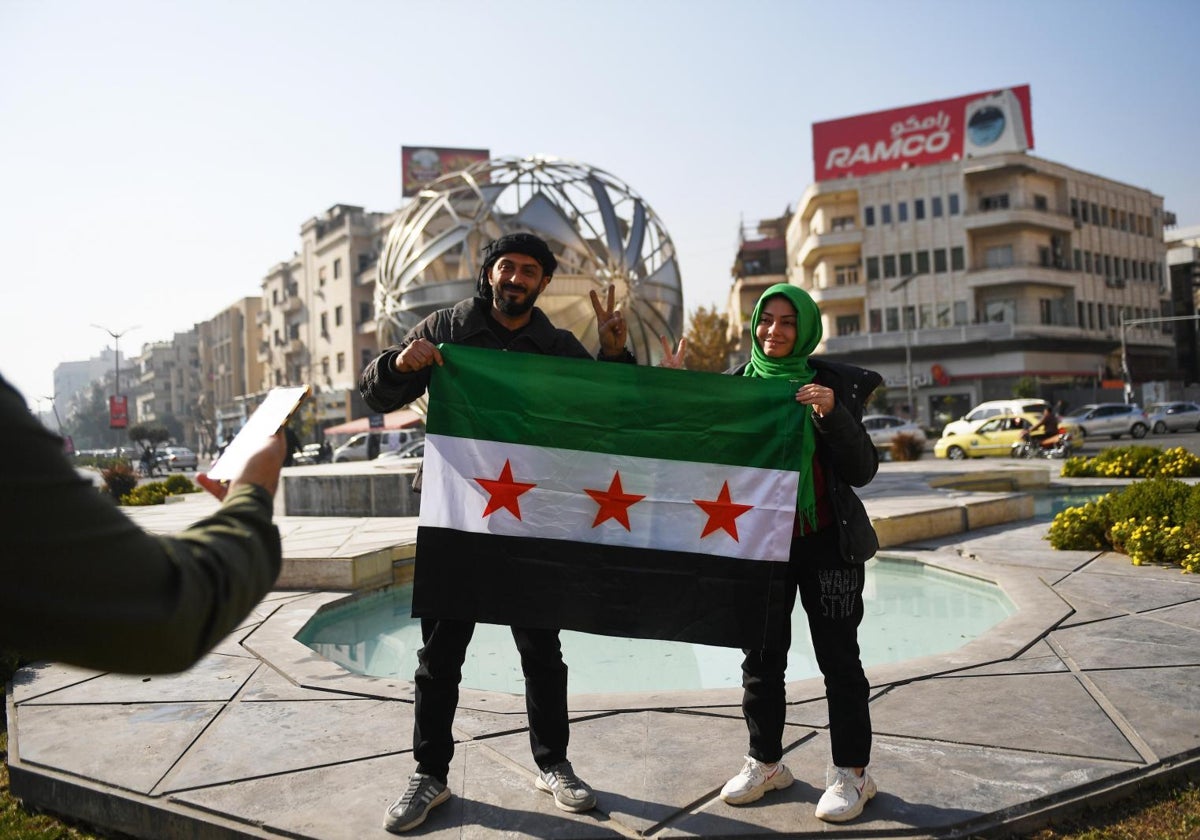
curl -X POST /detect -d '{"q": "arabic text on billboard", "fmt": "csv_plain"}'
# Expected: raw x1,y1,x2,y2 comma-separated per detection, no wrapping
812,85,1034,182
109,395,128,429
401,146,490,197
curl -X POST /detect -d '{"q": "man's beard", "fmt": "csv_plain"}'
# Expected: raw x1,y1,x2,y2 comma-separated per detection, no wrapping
494,283,542,318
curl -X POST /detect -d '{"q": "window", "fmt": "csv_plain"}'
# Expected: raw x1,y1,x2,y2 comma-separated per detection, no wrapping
360,349,373,371
1070,198,1079,219
885,307,899,332
881,204,892,225
1100,206,1109,227
951,247,964,271
272,289,279,305
1073,249,1082,271
869,309,882,333
914,198,925,220
932,196,944,217
949,193,960,215
1088,301,1096,329
834,264,859,285
1081,202,1089,223
919,304,933,328
903,305,916,330
319,266,327,287
899,252,913,275
937,305,952,327
954,301,968,325
320,312,329,336
321,357,330,377
358,254,371,273
934,248,948,273
1119,211,1127,231
984,299,1015,323
831,215,855,231
289,323,299,340
864,206,875,226
337,352,346,373
866,256,880,281
883,254,897,278
1104,254,1113,276
985,245,1014,268
1040,299,1054,325
1034,194,1048,211
333,258,342,280
359,301,373,324
980,193,1010,211
916,250,930,274
1084,251,1093,273
835,315,860,336
897,202,908,222
335,306,344,327
1094,252,1102,274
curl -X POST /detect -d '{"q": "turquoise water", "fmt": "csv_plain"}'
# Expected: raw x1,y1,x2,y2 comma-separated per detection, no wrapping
1032,487,1118,520
296,557,1015,694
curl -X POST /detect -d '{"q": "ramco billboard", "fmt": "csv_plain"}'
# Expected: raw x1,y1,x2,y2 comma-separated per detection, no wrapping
812,85,1034,182
401,146,490,197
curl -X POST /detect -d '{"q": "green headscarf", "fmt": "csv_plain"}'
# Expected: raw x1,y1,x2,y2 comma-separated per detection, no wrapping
743,283,823,531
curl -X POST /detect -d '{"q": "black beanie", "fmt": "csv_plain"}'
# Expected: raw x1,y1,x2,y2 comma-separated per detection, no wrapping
476,233,558,298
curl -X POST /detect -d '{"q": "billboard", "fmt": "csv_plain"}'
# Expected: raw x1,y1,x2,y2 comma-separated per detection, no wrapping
401,146,490,197
812,85,1033,182
108,395,128,429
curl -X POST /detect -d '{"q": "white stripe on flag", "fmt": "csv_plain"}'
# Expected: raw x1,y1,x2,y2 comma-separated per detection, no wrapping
419,434,797,563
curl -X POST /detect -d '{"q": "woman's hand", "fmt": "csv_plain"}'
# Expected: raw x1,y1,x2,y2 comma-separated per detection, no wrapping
590,285,628,357
197,432,288,500
795,383,835,418
658,336,687,369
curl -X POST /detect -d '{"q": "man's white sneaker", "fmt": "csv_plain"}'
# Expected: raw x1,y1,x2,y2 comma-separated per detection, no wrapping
814,766,876,822
719,755,794,805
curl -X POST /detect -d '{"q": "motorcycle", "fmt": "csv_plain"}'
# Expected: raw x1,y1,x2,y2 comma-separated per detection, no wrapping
1011,429,1073,459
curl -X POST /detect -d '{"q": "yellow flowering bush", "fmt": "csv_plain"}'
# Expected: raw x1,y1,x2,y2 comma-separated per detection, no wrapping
1061,445,1200,478
1047,477,1200,573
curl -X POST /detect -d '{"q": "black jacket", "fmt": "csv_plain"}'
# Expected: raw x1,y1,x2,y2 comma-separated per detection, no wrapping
729,357,882,564
360,297,634,412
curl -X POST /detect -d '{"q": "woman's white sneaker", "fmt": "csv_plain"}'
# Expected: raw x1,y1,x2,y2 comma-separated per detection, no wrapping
719,755,794,805
814,766,876,822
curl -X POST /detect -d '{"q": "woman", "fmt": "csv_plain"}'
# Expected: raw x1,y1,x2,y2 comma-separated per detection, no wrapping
664,283,881,822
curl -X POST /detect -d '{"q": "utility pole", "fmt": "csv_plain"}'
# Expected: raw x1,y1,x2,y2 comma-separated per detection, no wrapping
1119,313,1200,404
889,272,925,424
91,323,138,443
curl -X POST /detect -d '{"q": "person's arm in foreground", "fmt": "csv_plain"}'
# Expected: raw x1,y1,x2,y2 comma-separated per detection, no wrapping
0,375,286,674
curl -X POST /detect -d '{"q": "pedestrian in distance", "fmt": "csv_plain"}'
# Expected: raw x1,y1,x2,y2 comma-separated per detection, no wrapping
359,232,635,834
0,373,287,675
660,282,883,823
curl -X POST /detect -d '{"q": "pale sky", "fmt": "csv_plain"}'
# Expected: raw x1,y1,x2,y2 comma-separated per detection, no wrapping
3,0,1198,409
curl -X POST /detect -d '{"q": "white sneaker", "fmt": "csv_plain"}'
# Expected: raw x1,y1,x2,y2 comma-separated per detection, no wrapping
815,765,876,822
719,755,794,805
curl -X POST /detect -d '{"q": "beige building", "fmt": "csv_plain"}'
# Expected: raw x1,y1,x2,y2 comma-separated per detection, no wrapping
258,204,394,434
786,151,1169,427
132,329,201,447
198,297,263,451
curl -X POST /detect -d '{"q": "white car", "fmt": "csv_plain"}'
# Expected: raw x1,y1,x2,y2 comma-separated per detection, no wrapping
940,399,1050,438
1146,402,1200,434
862,414,926,451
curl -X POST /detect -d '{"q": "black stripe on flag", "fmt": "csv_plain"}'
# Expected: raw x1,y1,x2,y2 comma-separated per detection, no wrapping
412,526,790,649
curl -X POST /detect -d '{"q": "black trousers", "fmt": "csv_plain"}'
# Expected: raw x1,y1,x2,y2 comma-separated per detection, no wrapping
741,526,872,768
412,618,569,784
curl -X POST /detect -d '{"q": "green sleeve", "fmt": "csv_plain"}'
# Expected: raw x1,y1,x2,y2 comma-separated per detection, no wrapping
0,376,282,674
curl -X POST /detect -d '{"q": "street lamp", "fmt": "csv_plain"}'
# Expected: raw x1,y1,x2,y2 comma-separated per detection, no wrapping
40,394,63,431
889,272,925,424
91,323,139,398
1119,312,1200,404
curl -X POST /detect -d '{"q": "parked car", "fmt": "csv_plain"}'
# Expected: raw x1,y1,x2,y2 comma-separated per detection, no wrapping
375,440,425,463
159,445,198,471
934,415,1036,460
940,399,1050,438
1145,402,1200,434
862,414,927,451
332,430,422,463
292,443,324,466
1061,403,1149,440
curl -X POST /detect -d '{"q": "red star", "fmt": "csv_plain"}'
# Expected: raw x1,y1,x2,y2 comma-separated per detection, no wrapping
694,481,754,541
474,459,537,520
584,471,646,530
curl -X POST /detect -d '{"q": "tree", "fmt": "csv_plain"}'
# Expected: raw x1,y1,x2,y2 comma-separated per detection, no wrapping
1013,376,1039,398
63,382,114,450
682,305,738,373
127,422,170,453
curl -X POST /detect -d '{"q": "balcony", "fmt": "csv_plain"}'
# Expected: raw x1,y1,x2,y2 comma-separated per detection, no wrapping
282,295,303,314
824,322,1016,354
794,228,863,269
962,204,1075,234
964,262,1077,290
808,283,866,304
284,338,305,357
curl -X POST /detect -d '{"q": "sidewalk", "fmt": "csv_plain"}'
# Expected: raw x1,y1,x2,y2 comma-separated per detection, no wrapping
7,458,1200,839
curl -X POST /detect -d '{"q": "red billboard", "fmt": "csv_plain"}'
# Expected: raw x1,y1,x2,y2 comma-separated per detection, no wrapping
401,146,490,197
812,85,1034,182
109,395,128,429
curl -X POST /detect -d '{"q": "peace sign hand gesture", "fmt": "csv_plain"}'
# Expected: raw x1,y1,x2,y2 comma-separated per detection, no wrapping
589,285,628,357
658,336,687,369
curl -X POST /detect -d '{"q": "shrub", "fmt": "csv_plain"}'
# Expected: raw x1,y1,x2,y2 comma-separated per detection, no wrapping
163,473,199,494
1047,478,1200,573
100,460,138,502
1062,445,1200,478
889,432,925,462
123,482,169,506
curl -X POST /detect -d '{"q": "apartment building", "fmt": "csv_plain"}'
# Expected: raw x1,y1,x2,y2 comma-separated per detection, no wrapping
785,86,1170,427
728,214,790,361
198,297,263,451
257,204,393,432
133,329,201,447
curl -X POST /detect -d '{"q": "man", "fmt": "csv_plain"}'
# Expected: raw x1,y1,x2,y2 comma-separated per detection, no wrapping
0,374,286,674
1028,401,1061,448
360,232,634,833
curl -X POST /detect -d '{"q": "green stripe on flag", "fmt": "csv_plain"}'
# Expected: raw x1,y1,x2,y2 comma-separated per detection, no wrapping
427,344,806,471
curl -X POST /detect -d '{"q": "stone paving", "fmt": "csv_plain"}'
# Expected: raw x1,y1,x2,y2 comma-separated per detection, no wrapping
6,459,1200,839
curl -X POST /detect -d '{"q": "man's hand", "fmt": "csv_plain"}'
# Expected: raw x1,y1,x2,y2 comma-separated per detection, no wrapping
590,285,628,357
393,338,444,373
198,432,287,500
658,336,687,369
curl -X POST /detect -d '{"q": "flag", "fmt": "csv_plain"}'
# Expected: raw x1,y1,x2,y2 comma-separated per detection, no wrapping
413,344,808,648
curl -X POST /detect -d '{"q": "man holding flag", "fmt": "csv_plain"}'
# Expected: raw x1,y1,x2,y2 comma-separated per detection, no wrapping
360,232,634,833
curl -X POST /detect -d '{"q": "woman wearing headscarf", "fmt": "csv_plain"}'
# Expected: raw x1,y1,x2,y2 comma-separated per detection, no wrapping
663,282,882,822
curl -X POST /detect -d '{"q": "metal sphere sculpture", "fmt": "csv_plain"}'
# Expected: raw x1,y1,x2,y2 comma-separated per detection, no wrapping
376,155,683,363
